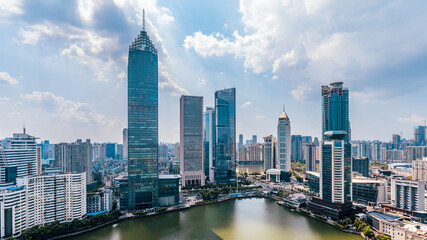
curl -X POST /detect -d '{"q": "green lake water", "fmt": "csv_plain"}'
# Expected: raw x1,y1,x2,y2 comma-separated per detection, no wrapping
69,198,362,240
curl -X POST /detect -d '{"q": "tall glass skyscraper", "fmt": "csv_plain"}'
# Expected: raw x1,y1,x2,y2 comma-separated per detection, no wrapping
321,82,350,141
204,107,215,183
127,17,159,210
180,96,205,187
215,88,236,184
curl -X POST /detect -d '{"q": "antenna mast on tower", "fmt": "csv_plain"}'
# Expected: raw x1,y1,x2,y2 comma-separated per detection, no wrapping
142,9,145,31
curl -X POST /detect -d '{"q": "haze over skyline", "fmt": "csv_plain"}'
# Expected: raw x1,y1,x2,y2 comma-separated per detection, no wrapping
1,0,427,143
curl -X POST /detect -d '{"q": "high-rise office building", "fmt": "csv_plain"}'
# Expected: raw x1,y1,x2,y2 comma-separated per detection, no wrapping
308,131,352,220
301,136,312,144
106,143,116,159
123,128,128,160
291,135,303,161
204,107,215,182
321,131,352,203
180,96,205,187
277,108,291,181
308,82,352,220
321,82,350,141
127,11,159,209
263,135,277,171
304,143,316,172
352,157,369,177
252,135,257,144
0,131,37,183
238,134,243,148
215,88,236,184
414,126,426,146
392,134,401,144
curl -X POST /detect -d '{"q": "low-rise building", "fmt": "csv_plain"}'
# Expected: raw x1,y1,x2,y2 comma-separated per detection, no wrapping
367,211,427,240
307,171,320,193
87,188,113,214
352,177,387,205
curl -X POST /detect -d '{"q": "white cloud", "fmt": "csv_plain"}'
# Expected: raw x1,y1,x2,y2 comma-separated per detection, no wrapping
0,72,19,85
398,114,425,124
21,91,120,126
0,0,23,19
198,77,207,85
350,89,390,104
290,82,312,102
255,115,265,120
183,0,427,86
16,0,187,94
240,101,252,108
0,97,10,104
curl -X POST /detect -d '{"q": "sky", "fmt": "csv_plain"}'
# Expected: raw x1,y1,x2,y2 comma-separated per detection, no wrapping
1,0,427,144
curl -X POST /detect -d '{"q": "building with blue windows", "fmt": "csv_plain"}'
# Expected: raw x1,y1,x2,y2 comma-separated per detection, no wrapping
321,82,350,141
414,126,426,146
291,135,302,161
214,88,236,184
127,13,159,210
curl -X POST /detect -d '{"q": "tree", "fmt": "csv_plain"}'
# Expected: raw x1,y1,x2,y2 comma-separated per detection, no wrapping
375,234,391,240
362,226,374,239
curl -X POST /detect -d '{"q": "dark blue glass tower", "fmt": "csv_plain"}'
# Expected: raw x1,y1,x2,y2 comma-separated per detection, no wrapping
127,19,159,210
214,88,236,184
321,82,350,141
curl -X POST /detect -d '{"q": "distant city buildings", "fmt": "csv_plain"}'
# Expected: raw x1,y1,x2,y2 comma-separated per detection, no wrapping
291,135,303,161
304,143,316,172
54,139,93,183
414,126,426,146
352,157,369,177
180,95,205,187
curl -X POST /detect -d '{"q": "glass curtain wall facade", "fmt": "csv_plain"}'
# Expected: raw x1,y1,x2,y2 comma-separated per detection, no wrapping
204,107,215,183
127,27,159,210
215,88,236,184
180,96,205,187
321,82,350,141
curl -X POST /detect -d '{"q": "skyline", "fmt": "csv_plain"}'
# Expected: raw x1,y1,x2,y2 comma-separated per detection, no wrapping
2,1,427,143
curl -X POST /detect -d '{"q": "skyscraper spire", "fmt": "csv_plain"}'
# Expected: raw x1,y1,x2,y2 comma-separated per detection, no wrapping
142,8,145,31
